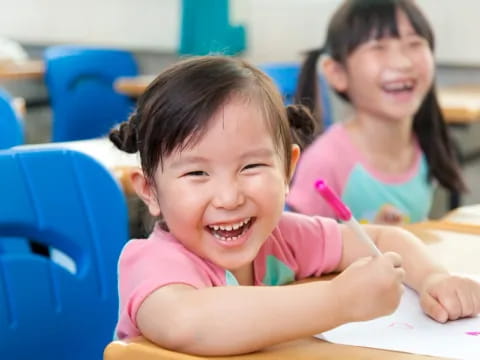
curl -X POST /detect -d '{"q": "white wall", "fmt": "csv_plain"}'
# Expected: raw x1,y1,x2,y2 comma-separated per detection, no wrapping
240,0,339,64
0,0,180,51
419,0,480,66
0,0,478,66
241,0,480,66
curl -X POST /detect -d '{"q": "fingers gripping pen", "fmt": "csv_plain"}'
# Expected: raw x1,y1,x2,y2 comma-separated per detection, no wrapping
314,179,382,257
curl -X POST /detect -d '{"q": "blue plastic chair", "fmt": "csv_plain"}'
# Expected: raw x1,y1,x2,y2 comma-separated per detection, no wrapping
44,46,138,142
0,89,24,149
259,63,333,128
0,148,129,360
0,89,27,254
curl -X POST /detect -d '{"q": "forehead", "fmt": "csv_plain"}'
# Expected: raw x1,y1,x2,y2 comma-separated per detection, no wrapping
369,8,421,40
168,96,278,160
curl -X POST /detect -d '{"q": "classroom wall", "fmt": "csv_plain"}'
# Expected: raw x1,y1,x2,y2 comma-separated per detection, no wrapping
2,0,479,67
242,0,480,66
0,0,180,51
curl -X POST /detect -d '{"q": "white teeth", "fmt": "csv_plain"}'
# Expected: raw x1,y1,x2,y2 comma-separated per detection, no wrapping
208,217,252,242
209,217,251,231
384,81,414,91
212,233,239,242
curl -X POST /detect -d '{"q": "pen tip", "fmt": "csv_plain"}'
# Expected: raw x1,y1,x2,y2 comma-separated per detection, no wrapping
314,179,325,189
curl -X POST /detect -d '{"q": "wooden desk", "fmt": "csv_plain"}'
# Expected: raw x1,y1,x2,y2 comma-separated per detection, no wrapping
104,336,438,360
406,204,480,235
0,59,44,80
15,138,140,195
114,76,480,125
438,85,480,124
104,226,480,360
114,75,154,98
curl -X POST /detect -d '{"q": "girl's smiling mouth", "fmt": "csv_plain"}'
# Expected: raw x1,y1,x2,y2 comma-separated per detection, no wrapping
206,217,254,242
381,79,416,95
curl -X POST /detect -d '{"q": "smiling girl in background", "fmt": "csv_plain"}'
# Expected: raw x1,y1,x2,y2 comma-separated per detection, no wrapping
288,0,465,225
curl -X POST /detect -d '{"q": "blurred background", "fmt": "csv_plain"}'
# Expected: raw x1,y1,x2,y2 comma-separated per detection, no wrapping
1,0,479,219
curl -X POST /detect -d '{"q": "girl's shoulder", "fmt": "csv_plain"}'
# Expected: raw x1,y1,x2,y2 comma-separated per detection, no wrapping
294,122,359,180
260,212,343,277
118,224,227,287
118,225,204,272
120,226,177,257
271,212,341,245
302,123,357,162
309,123,351,148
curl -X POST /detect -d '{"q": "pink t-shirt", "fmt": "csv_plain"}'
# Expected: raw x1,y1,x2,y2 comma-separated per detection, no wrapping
287,124,432,223
116,212,342,339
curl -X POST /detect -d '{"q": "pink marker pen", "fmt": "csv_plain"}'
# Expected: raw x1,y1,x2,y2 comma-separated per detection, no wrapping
314,179,381,256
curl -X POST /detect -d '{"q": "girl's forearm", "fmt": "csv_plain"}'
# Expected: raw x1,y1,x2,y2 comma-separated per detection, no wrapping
375,227,448,291
138,281,344,356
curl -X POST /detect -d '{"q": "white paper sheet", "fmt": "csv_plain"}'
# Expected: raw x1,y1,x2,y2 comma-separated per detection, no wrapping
316,286,480,359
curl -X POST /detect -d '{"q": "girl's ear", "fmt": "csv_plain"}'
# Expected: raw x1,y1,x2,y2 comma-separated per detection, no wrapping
321,57,348,93
130,168,161,217
288,144,301,182
285,144,301,196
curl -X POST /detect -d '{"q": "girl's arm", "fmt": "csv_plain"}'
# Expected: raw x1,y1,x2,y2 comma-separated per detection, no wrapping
337,224,446,290
337,224,480,322
137,252,403,356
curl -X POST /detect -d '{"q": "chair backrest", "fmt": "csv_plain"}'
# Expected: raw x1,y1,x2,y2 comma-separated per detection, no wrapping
259,62,333,128
0,89,24,149
0,148,129,360
44,46,138,142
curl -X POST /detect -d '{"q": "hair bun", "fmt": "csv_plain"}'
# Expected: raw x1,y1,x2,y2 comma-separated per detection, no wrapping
286,104,318,150
109,113,139,153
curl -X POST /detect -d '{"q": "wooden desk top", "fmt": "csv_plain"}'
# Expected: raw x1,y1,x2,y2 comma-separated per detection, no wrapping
104,226,480,360
104,336,439,360
114,76,480,124
0,59,44,80
438,86,480,124
406,204,480,235
114,75,154,97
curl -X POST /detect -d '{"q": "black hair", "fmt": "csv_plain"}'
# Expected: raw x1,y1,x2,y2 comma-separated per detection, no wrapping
110,56,317,183
295,0,466,193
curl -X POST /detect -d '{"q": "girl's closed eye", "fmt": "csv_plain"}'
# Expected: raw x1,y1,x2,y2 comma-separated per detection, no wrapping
242,163,268,172
367,40,386,51
183,170,209,177
407,38,426,48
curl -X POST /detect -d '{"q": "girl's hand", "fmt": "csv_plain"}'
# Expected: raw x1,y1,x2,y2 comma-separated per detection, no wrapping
419,273,480,322
333,252,405,322
374,204,405,225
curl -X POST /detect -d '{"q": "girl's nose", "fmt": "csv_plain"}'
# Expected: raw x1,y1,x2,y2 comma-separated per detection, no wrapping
211,180,245,210
389,44,414,70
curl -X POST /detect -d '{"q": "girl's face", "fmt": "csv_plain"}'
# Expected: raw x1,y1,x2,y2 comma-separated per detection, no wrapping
144,96,298,276
334,10,434,122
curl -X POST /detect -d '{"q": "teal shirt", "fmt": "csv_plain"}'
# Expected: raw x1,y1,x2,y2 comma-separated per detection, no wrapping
342,155,433,223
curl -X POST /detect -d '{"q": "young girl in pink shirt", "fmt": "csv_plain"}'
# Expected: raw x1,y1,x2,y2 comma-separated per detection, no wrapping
288,0,465,225
109,56,480,356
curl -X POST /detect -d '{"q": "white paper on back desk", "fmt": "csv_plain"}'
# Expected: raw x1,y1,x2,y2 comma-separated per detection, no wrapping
316,286,480,359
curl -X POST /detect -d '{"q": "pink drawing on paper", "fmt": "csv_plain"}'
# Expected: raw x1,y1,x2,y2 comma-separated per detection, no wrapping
388,322,415,330
466,331,480,336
